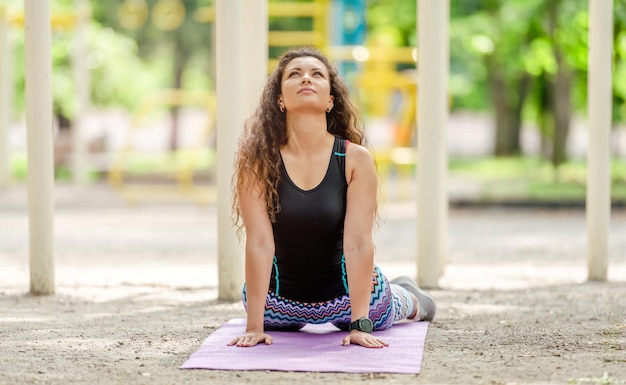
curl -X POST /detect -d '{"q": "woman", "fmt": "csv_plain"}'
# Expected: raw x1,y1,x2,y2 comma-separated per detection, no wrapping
229,47,435,349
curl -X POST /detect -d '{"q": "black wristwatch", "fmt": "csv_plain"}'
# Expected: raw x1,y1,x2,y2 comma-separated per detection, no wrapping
349,317,373,333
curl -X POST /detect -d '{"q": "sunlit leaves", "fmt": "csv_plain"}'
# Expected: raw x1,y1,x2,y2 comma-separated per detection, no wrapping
524,38,556,76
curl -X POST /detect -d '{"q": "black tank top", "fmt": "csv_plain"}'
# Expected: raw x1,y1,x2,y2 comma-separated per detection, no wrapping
269,136,349,303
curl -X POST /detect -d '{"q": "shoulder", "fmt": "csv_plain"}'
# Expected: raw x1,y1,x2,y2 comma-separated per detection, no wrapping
346,141,374,166
345,142,375,184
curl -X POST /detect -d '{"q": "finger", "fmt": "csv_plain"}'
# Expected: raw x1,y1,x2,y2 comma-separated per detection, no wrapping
228,336,243,346
342,336,351,346
236,337,253,347
363,337,387,348
372,339,386,348
264,335,273,345
367,340,384,348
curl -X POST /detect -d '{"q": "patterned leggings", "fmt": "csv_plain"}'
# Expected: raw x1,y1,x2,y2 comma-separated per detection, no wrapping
242,265,415,331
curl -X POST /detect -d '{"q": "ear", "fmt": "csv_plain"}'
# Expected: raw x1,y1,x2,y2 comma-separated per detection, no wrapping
328,95,334,110
278,96,284,109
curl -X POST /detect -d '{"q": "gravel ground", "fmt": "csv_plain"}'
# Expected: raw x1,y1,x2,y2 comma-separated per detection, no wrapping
0,184,625,385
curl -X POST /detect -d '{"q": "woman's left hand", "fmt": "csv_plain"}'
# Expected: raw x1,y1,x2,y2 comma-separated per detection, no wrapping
342,330,388,348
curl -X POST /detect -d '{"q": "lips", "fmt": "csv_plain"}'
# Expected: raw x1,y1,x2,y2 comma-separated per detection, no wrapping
298,87,315,94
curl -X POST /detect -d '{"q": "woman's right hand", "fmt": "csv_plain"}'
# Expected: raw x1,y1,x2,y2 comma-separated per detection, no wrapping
227,331,273,347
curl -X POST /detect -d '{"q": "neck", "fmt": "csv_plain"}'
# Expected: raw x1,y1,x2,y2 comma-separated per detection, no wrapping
284,113,332,154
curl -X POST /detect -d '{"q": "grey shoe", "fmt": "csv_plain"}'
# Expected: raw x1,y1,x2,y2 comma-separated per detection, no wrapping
390,276,437,321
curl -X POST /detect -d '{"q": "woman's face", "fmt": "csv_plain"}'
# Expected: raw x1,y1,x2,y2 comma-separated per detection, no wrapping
278,56,334,114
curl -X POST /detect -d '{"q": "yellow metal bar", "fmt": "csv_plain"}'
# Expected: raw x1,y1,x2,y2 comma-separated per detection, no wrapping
268,59,279,72
108,89,216,198
193,6,215,23
267,2,327,17
268,30,324,46
196,3,327,22
195,1,331,65
328,46,417,64
9,12,78,29
312,0,329,49
142,89,215,108
195,2,333,74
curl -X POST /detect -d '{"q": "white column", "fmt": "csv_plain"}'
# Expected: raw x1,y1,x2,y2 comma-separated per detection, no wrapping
25,0,55,295
72,0,90,184
586,0,613,281
416,0,449,288
216,0,245,301
0,6,10,190
243,0,267,116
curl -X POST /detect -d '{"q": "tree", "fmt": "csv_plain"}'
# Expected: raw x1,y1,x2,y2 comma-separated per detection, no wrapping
8,1,164,127
90,0,214,151
451,0,595,164
452,0,543,156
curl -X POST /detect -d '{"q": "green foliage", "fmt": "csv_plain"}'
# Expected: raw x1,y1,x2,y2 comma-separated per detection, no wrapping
6,0,626,158
50,0,74,11
449,157,626,202
112,149,216,176
9,21,166,120
88,25,170,111
614,1,626,122
551,2,589,112
449,12,492,110
448,0,626,124
9,148,215,182
10,151,106,182
6,0,216,126
367,0,416,46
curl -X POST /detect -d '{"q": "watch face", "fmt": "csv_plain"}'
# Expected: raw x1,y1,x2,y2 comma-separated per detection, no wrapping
359,318,374,333
350,318,373,333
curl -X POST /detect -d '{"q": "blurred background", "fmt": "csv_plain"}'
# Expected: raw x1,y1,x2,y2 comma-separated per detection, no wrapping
2,0,626,205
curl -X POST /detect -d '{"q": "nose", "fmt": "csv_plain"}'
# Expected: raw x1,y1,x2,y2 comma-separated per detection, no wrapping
301,73,312,83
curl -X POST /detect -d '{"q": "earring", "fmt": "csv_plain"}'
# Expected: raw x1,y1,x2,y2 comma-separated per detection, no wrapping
280,105,285,112
326,107,332,113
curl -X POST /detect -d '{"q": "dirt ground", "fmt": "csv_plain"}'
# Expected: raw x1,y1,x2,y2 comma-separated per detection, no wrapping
0,184,625,385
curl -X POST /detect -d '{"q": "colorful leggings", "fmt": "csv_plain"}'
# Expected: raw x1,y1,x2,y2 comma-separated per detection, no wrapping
242,265,415,331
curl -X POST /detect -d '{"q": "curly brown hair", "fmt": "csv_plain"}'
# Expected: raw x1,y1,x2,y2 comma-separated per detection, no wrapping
231,47,368,234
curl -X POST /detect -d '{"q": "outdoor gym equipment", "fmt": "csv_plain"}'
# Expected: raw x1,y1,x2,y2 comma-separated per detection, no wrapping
107,89,216,205
0,2,91,186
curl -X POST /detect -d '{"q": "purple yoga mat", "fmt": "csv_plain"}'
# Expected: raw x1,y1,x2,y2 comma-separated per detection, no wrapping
180,318,429,374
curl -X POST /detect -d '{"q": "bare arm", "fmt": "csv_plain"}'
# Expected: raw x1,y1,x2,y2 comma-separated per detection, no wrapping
228,175,275,347
341,144,387,348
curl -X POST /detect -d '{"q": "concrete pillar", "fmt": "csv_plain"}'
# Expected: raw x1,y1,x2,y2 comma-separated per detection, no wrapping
25,0,55,295
72,0,90,184
243,0,267,115
216,0,245,301
0,6,9,190
586,0,613,281
416,0,449,288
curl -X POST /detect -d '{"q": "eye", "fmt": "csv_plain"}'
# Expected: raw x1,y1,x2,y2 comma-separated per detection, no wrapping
313,71,324,77
288,71,299,78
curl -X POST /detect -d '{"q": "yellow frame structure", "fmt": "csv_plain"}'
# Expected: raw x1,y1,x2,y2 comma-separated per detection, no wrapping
107,89,217,205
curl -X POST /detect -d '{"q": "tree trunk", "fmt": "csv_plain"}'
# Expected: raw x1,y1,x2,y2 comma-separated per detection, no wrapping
511,73,531,154
550,51,572,169
487,57,528,156
546,0,572,170
489,69,513,156
536,73,552,160
169,60,184,152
